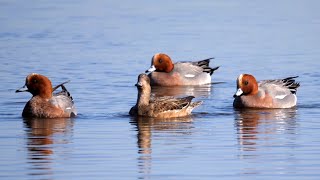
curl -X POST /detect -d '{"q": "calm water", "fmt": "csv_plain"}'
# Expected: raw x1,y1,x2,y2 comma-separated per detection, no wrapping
1,0,320,179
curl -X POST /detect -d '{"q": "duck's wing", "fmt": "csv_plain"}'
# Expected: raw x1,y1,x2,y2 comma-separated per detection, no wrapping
281,76,300,94
258,76,300,102
175,58,219,77
50,84,77,116
191,58,219,75
52,80,71,92
259,76,300,94
151,96,194,113
174,62,204,77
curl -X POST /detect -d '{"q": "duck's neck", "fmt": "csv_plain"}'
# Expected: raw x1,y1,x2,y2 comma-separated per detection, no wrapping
39,87,53,99
165,63,174,73
137,88,151,107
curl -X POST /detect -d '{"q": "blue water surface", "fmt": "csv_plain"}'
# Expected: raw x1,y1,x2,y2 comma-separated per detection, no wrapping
0,0,320,179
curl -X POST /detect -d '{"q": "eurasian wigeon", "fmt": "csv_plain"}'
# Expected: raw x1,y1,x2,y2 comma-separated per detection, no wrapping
233,74,300,108
129,74,202,118
145,53,219,86
16,73,77,118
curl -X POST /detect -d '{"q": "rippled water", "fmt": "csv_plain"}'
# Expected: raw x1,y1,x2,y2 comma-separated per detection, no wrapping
1,0,320,179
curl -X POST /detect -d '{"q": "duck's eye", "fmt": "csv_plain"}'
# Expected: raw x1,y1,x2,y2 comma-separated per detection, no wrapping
33,79,38,83
244,81,248,85
159,59,163,63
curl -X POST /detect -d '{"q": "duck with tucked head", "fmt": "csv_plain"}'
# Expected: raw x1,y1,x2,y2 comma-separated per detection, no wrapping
129,74,202,118
233,74,300,108
145,53,219,86
16,73,77,118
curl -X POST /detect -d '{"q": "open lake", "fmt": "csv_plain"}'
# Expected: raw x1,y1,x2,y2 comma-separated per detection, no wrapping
1,0,320,179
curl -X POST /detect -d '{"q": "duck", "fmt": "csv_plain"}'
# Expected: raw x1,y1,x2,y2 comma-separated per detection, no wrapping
129,73,202,118
233,74,300,108
145,53,219,86
16,73,77,118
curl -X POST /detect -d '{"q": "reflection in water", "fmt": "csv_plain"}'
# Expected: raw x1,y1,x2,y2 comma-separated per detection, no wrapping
23,118,74,177
234,108,298,175
151,84,212,98
235,108,297,152
130,116,193,179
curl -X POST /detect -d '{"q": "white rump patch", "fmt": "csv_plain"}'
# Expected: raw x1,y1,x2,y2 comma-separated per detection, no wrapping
66,107,72,110
275,94,287,99
185,74,195,78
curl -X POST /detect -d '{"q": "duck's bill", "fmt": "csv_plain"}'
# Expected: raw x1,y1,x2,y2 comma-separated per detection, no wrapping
145,65,156,73
16,85,28,93
233,88,243,97
135,82,143,87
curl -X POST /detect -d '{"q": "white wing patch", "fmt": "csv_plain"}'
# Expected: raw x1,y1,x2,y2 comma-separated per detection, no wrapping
185,74,195,78
275,94,287,99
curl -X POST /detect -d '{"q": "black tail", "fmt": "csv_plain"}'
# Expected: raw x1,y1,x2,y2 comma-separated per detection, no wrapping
207,66,220,75
282,76,300,94
52,80,70,92
196,58,220,75
53,81,74,101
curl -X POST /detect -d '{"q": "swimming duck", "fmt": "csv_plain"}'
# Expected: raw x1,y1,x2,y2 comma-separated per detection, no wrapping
233,74,300,108
130,74,202,118
16,73,77,118
145,53,219,86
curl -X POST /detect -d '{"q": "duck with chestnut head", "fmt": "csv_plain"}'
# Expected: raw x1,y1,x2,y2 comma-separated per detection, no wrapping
16,73,77,118
233,74,300,109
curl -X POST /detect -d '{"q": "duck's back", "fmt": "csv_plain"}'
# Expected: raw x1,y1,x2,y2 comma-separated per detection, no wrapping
258,77,299,108
50,85,77,117
23,85,77,118
150,96,202,118
169,62,210,85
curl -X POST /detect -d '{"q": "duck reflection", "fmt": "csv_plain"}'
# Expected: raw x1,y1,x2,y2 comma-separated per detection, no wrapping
130,115,193,178
234,108,297,153
24,117,74,176
151,84,212,98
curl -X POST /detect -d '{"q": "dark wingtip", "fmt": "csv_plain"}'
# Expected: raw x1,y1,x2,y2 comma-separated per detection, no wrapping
197,57,214,65
212,66,220,71
52,80,71,92
282,76,300,94
182,96,195,101
204,57,215,62
209,66,220,75
283,76,299,80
